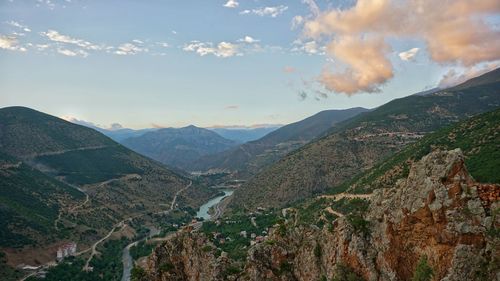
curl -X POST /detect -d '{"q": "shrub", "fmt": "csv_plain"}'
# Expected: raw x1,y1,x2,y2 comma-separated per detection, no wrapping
131,266,146,281
412,255,433,281
314,243,322,258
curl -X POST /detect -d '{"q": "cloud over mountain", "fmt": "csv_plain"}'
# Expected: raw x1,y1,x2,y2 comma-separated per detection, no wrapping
303,0,500,95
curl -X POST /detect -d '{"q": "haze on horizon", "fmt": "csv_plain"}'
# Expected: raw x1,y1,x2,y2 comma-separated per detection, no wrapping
1,0,499,129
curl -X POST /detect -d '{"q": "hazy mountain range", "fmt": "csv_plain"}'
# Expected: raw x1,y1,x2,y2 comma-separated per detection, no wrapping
121,125,239,170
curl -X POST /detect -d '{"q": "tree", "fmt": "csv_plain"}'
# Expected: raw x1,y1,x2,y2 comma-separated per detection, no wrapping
412,255,433,281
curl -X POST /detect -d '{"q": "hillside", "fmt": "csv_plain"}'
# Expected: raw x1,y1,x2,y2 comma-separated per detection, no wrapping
192,107,369,176
141,148,499,281
98,128,157,142
209,126,280,143
122,125,238,170
0,151,84,248
230,68,500,210
0,107,215,266
343,107,500,194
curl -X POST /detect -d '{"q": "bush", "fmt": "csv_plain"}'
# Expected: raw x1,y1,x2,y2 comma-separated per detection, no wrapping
347,214,370,236
201,245,213,252
314,243,322,258
131,266,146,281
412,255,433,281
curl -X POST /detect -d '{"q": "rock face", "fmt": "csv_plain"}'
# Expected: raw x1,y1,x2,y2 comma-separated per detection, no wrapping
144,232,232,281
143,149,499,281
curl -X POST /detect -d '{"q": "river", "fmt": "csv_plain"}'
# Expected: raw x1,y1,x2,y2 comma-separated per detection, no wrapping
196,189,234,220
121,189,233,281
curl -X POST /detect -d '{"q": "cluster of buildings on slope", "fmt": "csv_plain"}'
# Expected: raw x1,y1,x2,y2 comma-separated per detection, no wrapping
56,242,77,262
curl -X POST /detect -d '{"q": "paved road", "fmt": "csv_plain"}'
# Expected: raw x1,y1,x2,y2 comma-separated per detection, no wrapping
24,145,113,159
83,222,125,271
121,181,192,281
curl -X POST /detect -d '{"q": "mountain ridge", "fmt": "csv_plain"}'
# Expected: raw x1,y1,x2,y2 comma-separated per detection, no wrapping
229,67,500,211
191,107,369,176
121,125,239,170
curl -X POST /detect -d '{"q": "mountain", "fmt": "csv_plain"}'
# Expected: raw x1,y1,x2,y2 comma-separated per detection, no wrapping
208,126,281,143
192,107,369,176
229,68,500,210
121,125,239,170
142,149,499,281
99,128,157,142
139,107,500,281
0,107,215,266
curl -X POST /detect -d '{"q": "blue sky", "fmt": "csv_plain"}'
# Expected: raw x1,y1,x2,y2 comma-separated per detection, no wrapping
1,0,499,129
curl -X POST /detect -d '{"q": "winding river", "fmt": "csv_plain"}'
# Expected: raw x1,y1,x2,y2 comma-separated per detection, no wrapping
196,189,234,220
121,189,233,281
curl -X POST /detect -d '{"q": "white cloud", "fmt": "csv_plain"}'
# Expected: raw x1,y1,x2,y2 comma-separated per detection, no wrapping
291,40,323,55
157,42,169,48
0,34,26,52
438,61,500,88
132,39,144,44
35,44,50,51
240,5,288,18
115,43,148,55
223,0,238,8
398,47,419,61
238,36,259,44
41,29,102,50
57,48,88,57
6,21,31,32
183,41,240,58
291,15,304,30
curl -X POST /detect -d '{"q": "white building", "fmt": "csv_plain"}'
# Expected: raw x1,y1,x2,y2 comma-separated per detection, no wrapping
56,242,77,262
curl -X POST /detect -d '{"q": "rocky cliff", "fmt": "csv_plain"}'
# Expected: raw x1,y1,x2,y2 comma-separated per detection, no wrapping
142,149,499,281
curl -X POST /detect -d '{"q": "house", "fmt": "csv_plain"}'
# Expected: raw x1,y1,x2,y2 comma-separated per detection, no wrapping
240,230,247,238
56,242,77,262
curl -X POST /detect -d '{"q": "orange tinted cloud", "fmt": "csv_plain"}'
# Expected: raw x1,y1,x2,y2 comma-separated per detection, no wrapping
303,0,500,94
321,36,393,94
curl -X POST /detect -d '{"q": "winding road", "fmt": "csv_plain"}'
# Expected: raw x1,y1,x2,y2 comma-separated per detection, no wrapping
120,181,192,281
318,193,372,201
82,180,192,271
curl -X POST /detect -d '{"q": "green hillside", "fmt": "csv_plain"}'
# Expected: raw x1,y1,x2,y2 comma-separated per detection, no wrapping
0,107,115,158
344,108,500,194
0,107,216,266
35,146,143,185
0,151,84,248
230,68,500,210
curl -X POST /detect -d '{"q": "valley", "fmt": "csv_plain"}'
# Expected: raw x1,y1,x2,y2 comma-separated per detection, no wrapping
2,1,500,280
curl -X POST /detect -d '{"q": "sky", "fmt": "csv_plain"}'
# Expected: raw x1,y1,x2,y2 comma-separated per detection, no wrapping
0,0,499,129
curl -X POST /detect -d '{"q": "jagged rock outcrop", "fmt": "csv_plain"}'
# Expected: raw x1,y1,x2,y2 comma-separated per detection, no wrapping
143,149,499,281
143,232,234,281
